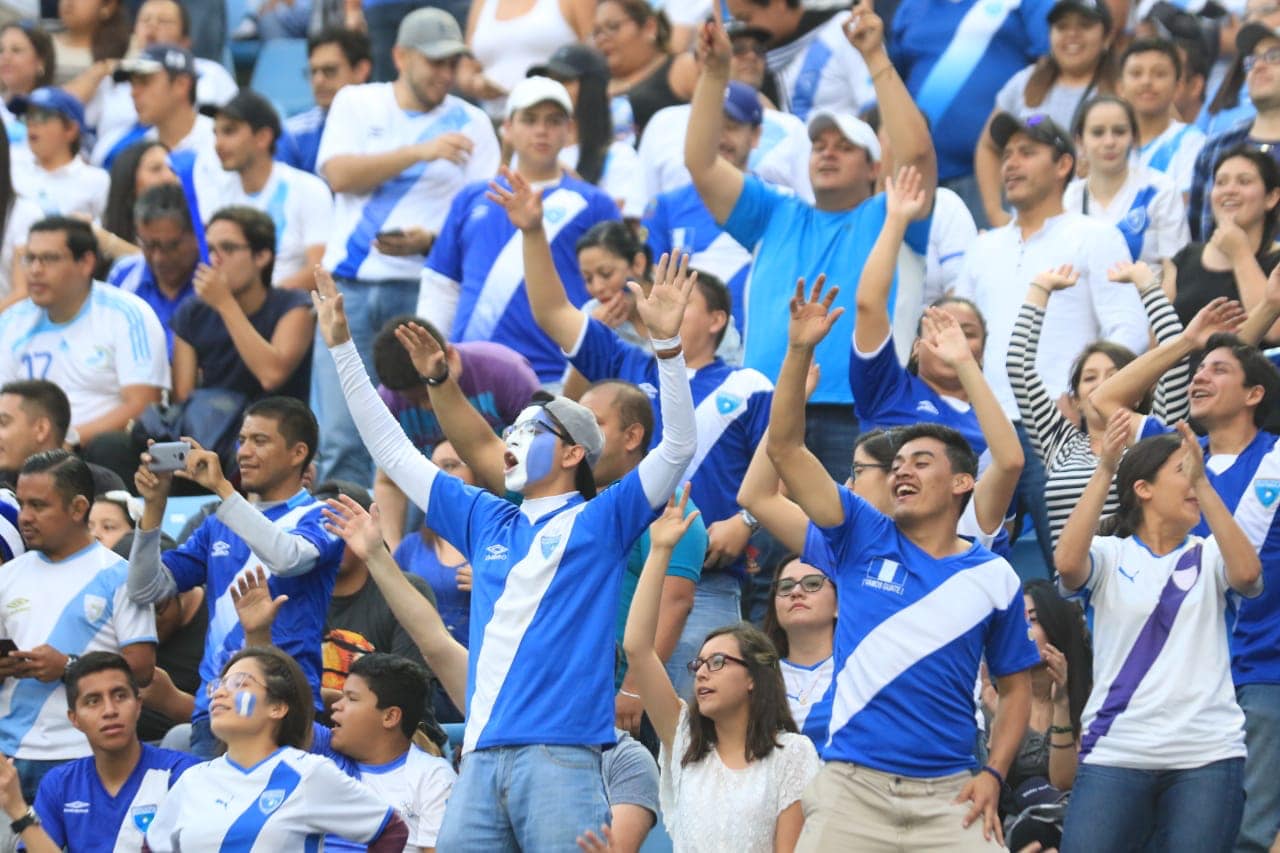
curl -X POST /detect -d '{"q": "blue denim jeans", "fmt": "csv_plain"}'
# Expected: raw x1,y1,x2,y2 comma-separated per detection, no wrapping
435,744,609,851
1061,758,1245,853
670,573,742,700
804,403,860,483
1013,421,1054,578
312,277,420,485
1236,683,1280,852
13,758,65,804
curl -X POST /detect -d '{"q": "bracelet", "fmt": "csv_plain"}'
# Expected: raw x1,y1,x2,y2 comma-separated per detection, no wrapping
1048,724,1074,735
1050,741,1077,750
619,689,640,699
979,765,1005,787
650,334,681,351
870,64,893,81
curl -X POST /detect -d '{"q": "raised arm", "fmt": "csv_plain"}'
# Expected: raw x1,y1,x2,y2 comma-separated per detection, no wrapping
854,166,925,354
684,11,745,223
1054,410,1128,590
767,278,844,528
312,267,441,511
921,308,1023,534
393,322,507,495
1211,217,1280,341
487,168,586,351
621,491,701,751
129,456,179,604
974,110,1011,228
1007,268,1078,466
737,430,809,554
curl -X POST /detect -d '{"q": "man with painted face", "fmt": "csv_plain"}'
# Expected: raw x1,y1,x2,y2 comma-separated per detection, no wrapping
312,235,698,850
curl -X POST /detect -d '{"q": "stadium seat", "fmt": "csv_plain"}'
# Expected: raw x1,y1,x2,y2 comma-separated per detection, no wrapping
249,39,314,117
442,722,466,753
160,495,217,540
225,0,262,71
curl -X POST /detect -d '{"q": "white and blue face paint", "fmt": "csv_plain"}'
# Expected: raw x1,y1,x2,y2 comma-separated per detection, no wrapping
503,406,563,493
234,690,257,717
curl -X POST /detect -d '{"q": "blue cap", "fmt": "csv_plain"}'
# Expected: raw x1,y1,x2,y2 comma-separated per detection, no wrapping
14,87,85,132
723,81,762,126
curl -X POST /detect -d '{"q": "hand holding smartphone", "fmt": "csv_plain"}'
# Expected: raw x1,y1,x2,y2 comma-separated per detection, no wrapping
147,441,192,473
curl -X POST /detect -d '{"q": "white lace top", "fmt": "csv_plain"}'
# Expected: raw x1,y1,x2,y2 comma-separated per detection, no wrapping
659,702,821,852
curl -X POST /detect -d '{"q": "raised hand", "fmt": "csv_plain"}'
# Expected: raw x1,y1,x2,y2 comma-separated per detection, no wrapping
576,824,616,853
1183,296,1247,348
695,3,732,76
843,0,885,57
231,565,288,639
135,441,173,504
630,252,696,342
393,322,448,383
1176,421,1206,486
311,265,350,347
885,165,927,223
650,487,700,552
1033,264,1079,293
1042,643,1069,706
787,275,843,350
1099,409,1130,471
1209,214,1249,260
322,495,387,562
193,263,234,311
920,307,974,368
0,755,27,821
1107,260,1156,291
487,166,544,232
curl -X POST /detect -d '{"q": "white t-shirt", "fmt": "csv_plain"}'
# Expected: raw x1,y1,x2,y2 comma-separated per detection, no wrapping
639,103,813,203
318,84,500,281
338,748,456,851
145,747,396,852
1062,165,1190,265
0,283,170,425
196,160,334,284
0,196,42,301
11,152,110,221
994,65,1090,133
0,542,157,760
1069,534,1248,769
659,702,821,853
923,186,978,305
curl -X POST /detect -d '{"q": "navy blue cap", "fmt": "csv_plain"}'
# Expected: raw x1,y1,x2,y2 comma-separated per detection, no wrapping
724,81,762,126
12,87,85,132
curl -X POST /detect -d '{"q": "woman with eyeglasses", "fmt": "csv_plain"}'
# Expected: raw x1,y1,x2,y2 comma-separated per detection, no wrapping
143,646,410,851
623,490,820,853
761,555,837,749
1054,421,1260,852
592,0,696,144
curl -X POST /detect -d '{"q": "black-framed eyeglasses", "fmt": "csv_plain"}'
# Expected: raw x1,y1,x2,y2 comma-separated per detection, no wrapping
1245,47,1280,73
774,574,830,597
731,41,767,57
850,462,890,481
686,652,750,675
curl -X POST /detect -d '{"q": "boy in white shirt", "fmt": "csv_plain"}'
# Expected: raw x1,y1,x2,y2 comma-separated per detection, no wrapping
11,88,109,221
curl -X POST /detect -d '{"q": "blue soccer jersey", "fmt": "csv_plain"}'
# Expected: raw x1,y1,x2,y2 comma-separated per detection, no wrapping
426,466,660,753
428,173,620,383
890,0,1053,181
567,318,772,554
723,176,930,405
34,744,200,852
160,490,344,721
803,487,1039,774
1139,420,1280,686
279,107,326,175
644,183,752,338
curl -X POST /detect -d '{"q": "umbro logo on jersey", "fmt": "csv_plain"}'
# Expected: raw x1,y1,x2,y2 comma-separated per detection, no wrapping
1255,479,1280,508
5,598,29,613
258,789,286,814
862,558,906,594
639,382,658,399
539,534,562,558
131,804,157,832
916,400,940,416
716,392,743,415
64,801,89,814
484,544,509,561
212,541,232,558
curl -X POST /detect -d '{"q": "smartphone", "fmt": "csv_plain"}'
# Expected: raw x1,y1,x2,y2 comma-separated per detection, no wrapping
0,639,18,656
148,440,192,473
376,228,404,240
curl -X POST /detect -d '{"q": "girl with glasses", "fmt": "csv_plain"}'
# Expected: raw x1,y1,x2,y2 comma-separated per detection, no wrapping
621,490,819,852
761,555,837,748
144,646,410,851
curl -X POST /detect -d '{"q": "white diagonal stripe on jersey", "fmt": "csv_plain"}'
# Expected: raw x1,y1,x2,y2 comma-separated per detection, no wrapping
461,187,590,343
1231,441,1280,548
682,367,773,483
463,505,586,753
825,557,1020,747
689,230,750,285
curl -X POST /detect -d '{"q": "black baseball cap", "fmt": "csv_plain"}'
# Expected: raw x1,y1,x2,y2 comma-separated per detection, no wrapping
527,43,608,81
1048,0,1113,32
1238,22,1280,59
990,111,1076,160
215,90,282,141
726,20,773,43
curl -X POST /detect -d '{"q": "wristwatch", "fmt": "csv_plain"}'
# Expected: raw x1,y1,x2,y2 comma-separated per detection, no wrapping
421,364,450,386
10,807,39,835
63,653,79,676
739,508,761,533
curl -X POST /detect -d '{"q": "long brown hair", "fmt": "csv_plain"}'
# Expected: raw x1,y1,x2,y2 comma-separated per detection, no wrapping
1024,17,1118,108
221,646,315,751
681,623,798,767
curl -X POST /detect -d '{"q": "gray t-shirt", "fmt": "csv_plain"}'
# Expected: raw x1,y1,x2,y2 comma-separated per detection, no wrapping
995,64,1090,132
604,728,660,818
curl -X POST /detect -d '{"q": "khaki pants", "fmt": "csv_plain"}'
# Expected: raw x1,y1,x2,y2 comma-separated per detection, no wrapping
796,762,1003,852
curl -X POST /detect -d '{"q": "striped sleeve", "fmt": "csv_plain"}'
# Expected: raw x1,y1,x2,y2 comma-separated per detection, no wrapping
1143,286,1190,424
0,489,22,563
1006,302,1076,471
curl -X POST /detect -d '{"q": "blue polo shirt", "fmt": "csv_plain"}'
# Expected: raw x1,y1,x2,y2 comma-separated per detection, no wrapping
106,254,195,357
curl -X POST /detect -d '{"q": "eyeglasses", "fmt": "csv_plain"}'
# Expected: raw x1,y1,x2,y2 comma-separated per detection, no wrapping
138,236,188,255
732,41,767,57
501,411,573,445
1245,47,1280,73
774,574,830,597
19,251,69,268
205,671,265,698
849,462,890,481
591,18,629,40
209,241,251,259
306,63,342,80
686,652,750,675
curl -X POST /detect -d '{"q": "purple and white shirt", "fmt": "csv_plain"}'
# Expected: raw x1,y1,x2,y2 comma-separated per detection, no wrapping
1068,534,1248,769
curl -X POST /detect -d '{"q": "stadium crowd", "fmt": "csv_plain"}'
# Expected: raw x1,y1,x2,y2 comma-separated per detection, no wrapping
0,0,1278,849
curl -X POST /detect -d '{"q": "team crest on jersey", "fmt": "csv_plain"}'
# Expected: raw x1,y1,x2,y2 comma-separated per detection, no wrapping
862,558,906,594
258,789,286,814
716,392,743,415
131,804,157,832
211,540,232,558
1123,208,1149,233
1255,479,1280,508
83,594,106,623
539,533,562,558
544,206,565,224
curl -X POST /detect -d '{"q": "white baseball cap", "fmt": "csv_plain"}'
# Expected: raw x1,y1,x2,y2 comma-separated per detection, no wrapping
807,109,881,163
506,76,574,117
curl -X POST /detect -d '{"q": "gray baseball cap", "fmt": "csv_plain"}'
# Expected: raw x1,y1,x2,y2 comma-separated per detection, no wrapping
396,8,468,61
543,397,604,468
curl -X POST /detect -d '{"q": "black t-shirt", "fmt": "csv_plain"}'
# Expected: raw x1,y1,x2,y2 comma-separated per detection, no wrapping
170,287,312,403
324,572,437,689
1172,243,1280,327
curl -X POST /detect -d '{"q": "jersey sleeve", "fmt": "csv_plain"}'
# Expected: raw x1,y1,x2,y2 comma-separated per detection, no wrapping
111,580,158,646
595,467,666,556
408,755,456,848
602,732,659,813
314,88,365,174
983,575,1041,678
566,316,653,384
1077,534,1123,600
32,768,67,849
297,173,335,247
424,468,516,560
1137,415,1174,440
1201,535,1229,598
114,298,171,389
285,505,345,569
849,332,907,421
1150,182,1190,262
423,189,471,284
302,759,397,843
161,518,211,592
722,174,785,246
